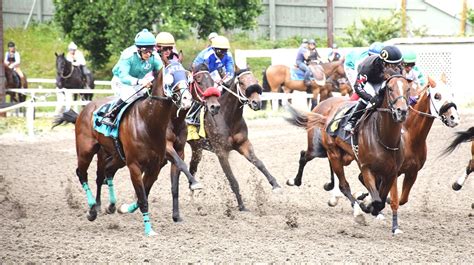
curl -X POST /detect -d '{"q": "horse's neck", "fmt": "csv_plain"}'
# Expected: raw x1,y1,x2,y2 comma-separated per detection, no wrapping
405,92,433,146
139,80,173,133
373,101,402,149
219,85,244,123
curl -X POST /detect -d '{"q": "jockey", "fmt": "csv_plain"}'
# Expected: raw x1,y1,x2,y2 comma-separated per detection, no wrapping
100,29,163,127
306,39,322,64
207,32,218,47
295,39,311,88
344,41,384,91
4,41,25,83
343,45,403,133
66,42,90,81
327,43,341,62
402,49,428,88
192,35,234,87
155,31,180,66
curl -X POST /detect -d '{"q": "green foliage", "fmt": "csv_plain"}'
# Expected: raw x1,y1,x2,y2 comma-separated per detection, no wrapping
468,8,474,25
53,0,263,68
344,11,402,46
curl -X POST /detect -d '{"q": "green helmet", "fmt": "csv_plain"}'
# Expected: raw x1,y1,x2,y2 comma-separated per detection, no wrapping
403,49,417,64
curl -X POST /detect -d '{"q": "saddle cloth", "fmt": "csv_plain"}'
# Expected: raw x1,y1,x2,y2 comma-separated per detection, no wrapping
290,65,325,83
92,98,139,138
326,102,358,145
187,108,206,141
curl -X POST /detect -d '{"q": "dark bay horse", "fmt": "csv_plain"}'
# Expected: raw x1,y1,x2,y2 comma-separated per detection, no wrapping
443,127,474,199
55,52,95,101
52,69,193,236
262,60,352,108
188,69,281,211
286,71,410,234
4,64,28,103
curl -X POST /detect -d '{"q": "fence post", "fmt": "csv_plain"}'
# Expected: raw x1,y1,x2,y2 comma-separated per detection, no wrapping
27,99,34,137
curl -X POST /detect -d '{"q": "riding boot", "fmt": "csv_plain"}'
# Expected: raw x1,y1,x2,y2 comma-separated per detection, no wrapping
343,101,367,132
101,99,125,127
303,71,312,90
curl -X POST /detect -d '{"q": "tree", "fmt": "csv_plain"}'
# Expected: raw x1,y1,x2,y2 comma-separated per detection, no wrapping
54,0,262,69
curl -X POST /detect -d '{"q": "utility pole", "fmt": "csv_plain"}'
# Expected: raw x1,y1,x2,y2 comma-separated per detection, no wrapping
460,0,467,36
0,0,6,117
401,0,407,38
327,0,334,47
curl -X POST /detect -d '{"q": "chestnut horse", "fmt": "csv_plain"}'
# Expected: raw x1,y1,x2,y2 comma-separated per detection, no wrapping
286,70,410,233
187,69,281,211
52,68,193,236
4,64,28,103
443,127,474,198
262,60,351,108
121,63,222,223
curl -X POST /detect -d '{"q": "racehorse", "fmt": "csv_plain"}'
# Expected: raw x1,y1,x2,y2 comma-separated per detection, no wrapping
262,60,351,108
4,63,28,103
443,127,474,199
121,63,221,222
52,68,193,236
286,69,410,234
55,52,95,101
187,69,281,211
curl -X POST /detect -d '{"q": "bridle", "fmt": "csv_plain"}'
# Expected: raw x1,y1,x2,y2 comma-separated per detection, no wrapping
189,70,221,104
220,70,260,106
376,74,409,119
408,85,457,125
58,56,74,79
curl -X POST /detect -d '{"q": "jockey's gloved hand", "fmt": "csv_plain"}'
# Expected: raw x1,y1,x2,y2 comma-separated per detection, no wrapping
138,77,153,87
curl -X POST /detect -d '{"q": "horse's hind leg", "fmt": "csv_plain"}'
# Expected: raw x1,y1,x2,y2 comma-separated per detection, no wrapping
168,145,202,191
389,180,403,235
217,151,247,211
76,143,100,221
170,163,183,222
237,140,281,191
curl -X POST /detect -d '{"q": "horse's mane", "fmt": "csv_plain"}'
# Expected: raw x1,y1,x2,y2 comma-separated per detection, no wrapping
194,63,210,72
235,68,249,76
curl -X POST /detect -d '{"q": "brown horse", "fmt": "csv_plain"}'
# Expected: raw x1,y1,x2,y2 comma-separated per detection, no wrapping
262,60,352,108
443,127,474,200
286,70,410,234
52,68,193,236
188,69,281,211
4,63,28,103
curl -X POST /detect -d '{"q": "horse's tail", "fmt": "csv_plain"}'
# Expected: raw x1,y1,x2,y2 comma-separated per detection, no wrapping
262,67,271,93
442,127,474,155
284,104,327,129
51,109,78,129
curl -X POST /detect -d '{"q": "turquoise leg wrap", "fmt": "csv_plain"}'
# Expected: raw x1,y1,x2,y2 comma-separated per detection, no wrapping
127,202,139,213
106,179,117,204
143,212,153,235
82,182,96,208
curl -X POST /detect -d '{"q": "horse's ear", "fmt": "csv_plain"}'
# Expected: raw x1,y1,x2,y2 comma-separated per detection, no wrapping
234,64,241,72
55,52,58,57
178,50,184,63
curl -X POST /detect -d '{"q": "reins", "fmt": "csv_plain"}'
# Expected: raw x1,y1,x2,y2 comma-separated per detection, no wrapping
59,59,74,79
220,71,253,106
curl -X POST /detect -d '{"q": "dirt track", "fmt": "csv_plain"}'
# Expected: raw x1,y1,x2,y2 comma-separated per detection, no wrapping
1,109,473,263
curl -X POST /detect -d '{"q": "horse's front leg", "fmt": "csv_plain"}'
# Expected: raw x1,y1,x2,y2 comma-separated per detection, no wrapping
389,180,403,235
188,140,203,177
359,167,383,215
217,151,247,211
167,144,202,191
237,140,281,191
399,170,418,205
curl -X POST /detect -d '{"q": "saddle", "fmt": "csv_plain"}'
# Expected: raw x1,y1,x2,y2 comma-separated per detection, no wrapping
326,102,359,146
290,65,325,85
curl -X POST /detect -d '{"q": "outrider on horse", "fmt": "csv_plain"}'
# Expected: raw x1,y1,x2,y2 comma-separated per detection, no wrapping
55,52,95,101
187,68,281,211
4,63,28,104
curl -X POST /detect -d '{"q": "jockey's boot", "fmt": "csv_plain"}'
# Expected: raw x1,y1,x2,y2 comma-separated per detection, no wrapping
343,101,367,133
303,71,312,90
101,99,125,127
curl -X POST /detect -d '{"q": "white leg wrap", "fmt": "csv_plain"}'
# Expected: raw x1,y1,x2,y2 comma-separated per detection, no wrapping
456,173,468,186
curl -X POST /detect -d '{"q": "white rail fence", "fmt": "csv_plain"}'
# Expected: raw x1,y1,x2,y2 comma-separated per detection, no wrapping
1,79,316,137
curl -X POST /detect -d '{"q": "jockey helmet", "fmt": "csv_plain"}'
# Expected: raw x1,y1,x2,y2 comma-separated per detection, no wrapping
156,32,175,46
402,49,417,64
208,32,218,41
308,39,316,45
7,41,15,48
134,29,156,48
302,38,308,44
68,42,78,50
211,36,230,49
368,42,384,55
379,45,403,64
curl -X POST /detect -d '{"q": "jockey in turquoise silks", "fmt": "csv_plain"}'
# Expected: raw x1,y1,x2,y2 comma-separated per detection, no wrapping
100,29,163,127
192,35,234,88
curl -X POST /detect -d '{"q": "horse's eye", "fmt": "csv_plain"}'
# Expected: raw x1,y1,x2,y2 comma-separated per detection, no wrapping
434,93,441,100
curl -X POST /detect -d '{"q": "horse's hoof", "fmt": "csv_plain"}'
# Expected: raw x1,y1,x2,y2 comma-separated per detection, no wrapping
286,179,295,186
172,216,183,223
239,206,250,212
106,204,116,214
272,186,282,193
359,202,372,214
376,213,385,220
146,229,157,237
87,209,97,222
386,197,391,204
452,182,463,191
327,197,339,207
118,204,129,214
471,203,474,209
190,182,203,191
392,228,404,235
323,182,334,191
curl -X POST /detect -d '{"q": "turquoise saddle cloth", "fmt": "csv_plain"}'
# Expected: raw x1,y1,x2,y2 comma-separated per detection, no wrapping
290,67,314,81
92,99,137,139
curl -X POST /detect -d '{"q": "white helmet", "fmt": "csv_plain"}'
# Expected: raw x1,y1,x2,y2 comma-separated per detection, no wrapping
68,42,78,50
208,32,218,41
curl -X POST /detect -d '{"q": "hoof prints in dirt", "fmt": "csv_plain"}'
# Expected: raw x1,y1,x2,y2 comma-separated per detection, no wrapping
0,175,27,220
